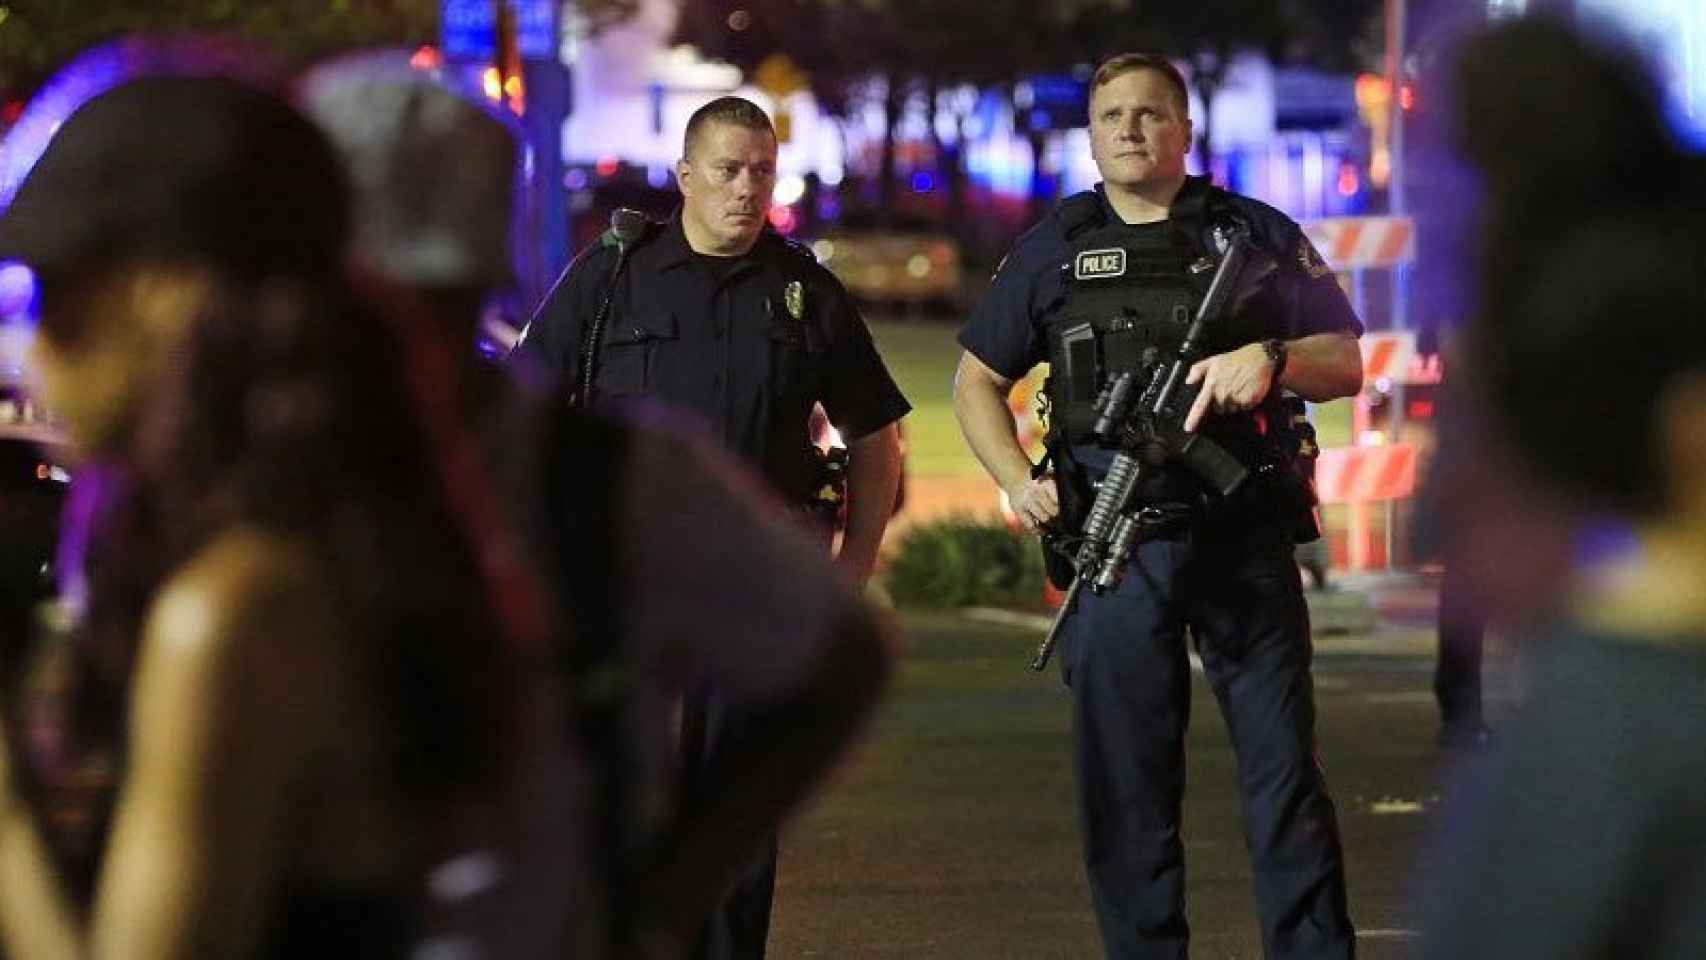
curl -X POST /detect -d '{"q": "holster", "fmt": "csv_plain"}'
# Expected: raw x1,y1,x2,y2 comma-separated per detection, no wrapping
1039,433,1094,589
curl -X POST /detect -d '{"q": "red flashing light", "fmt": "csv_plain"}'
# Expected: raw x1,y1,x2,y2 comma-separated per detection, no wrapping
595,156,620,177
2,100,23,125
1399,84,1416,111
35,464,49,481
768,205,798,234
409,45,443,72
1337,163,1360,198
1407,398,1435,420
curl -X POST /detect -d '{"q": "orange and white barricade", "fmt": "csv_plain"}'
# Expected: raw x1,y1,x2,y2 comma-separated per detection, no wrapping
1314,442,1419,572
1302,216,1415,272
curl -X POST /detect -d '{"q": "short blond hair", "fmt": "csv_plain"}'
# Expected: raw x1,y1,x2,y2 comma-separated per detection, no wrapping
1089,54,1190,116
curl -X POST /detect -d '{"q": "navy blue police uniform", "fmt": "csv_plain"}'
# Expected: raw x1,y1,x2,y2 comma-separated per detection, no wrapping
519,210,910,960
959,175,1359,960
519,211,909,508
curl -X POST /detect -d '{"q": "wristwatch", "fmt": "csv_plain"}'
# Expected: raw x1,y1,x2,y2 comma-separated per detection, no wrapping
1262,338,1288,382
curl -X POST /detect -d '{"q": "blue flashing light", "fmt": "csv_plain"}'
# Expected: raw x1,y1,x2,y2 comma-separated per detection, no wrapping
0,261,37,320
564,168,589,190
2,37,276,211
910,171,936,193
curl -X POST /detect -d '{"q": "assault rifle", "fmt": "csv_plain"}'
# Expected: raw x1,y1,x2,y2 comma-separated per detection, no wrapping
1030,229,1259,671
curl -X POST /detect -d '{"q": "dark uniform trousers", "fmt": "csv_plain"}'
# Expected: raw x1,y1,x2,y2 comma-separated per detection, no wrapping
1432,562,1486,732
1059,525,1355,960
682,693,780,960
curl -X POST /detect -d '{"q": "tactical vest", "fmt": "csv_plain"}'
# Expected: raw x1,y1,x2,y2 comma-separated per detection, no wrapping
1046,214,1209,444
1038,191,1319,535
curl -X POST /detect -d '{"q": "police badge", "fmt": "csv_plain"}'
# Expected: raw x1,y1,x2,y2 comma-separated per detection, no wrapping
784,280,806,320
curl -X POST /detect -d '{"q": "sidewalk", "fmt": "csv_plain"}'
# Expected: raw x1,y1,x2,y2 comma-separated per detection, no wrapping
1307,569,1440,656
963,570,1442,659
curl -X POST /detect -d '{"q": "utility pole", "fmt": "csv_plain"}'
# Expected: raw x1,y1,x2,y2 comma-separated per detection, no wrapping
1386,0,1408,329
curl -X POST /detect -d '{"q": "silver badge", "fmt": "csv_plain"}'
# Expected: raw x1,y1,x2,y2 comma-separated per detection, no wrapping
784,280,805,320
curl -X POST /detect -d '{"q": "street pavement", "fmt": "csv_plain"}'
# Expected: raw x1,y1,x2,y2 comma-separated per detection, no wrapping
767,580,1506,958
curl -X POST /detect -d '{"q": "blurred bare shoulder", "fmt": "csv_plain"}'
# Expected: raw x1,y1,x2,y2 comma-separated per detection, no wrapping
139,527,343,722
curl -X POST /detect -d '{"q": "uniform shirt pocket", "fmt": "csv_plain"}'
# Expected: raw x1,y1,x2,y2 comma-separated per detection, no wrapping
598,311,679,397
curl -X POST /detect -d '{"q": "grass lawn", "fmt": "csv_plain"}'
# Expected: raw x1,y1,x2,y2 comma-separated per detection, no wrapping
867,320,1358,481
867,321,979,478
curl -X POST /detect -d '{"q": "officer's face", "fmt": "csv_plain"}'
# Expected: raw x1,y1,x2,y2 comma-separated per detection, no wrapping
1088,69,1193,193
677,122,778,255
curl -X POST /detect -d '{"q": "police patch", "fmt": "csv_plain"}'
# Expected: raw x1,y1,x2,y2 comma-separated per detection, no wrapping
1074,248,1127,280
1299,236,1332,280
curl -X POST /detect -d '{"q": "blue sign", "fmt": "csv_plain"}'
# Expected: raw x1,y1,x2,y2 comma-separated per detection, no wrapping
1024,74,1089,132
442,0,558,61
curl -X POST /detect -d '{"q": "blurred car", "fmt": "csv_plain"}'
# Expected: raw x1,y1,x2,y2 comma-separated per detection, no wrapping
1,409,71,673
808,213,962,314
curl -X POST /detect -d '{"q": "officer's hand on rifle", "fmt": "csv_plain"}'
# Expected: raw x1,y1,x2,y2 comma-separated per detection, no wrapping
1182,342,1279,432
1006,475,1060,533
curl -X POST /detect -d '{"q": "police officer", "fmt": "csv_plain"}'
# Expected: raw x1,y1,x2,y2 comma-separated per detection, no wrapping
517,96,909,960
519,95,907,583
953,54,1362,959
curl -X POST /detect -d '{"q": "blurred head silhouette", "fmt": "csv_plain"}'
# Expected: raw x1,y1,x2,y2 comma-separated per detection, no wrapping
1452,17,1706,527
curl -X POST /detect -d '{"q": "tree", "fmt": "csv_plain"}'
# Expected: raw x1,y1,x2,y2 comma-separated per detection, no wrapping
1092,0,1383,171
668,0,1382,224
0,0,641,103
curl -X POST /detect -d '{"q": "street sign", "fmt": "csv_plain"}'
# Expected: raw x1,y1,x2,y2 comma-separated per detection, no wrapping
442,0,557,61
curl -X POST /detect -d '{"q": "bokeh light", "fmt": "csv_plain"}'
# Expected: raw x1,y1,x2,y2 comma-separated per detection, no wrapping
773,173,806,206
0,261,38,319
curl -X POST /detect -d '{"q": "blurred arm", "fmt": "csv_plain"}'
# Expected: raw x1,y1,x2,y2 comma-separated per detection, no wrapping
617,432,899,948
1,533,328,959
837,423,903,586
625,604,894,946
91,533,331,959
0,767,83,960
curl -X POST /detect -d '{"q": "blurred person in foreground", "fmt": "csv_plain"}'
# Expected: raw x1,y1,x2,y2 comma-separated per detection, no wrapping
954,52,1362,959
1417,18,1706,959
0,75,551,957
301,57,897,959
515,95,908,960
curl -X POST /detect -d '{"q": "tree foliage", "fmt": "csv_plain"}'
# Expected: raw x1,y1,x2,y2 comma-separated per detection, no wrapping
672,0,1383,182
0,0,640,102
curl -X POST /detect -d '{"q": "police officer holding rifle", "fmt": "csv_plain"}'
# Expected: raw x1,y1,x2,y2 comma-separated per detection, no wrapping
953,53,1363,960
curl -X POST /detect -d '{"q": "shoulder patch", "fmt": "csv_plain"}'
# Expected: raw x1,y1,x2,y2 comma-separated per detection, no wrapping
1298,234,1333,280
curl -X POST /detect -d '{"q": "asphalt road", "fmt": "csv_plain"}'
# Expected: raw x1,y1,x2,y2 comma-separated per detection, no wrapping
767,603,1499,959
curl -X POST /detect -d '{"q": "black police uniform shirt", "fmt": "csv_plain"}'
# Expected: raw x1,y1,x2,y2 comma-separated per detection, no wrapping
520,212,911,503
958,175,1362,507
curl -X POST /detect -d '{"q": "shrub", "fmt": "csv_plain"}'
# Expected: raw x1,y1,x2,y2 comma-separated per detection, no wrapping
884,514,1045,608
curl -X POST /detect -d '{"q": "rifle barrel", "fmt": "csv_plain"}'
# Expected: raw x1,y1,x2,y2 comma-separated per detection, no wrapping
1031,578,1085,671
